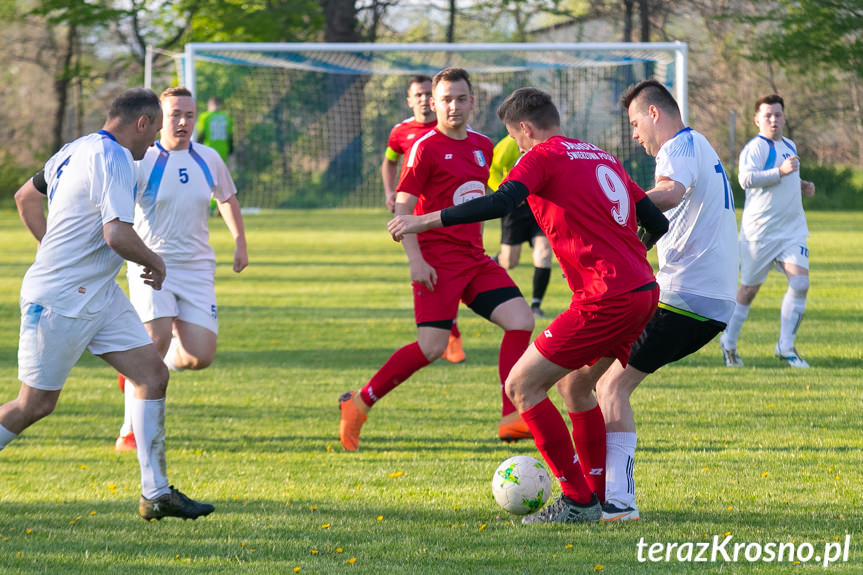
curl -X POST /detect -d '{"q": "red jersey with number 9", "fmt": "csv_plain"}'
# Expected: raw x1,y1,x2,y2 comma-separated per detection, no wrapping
503,135,654,304
398,128,493,266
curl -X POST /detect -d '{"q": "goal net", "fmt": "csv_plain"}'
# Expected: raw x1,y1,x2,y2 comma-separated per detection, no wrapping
178,42,687,209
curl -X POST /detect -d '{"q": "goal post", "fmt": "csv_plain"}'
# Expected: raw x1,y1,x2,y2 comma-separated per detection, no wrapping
178,42,687,209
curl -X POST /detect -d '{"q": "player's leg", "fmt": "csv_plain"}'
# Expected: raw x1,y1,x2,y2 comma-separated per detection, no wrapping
555,357,615,501
97,298,214,521
530,233,552,318
720,240,771,366
340,273,462,451
116,317,173,450
465,262,534,440
164,266,220,371
776,258,810,368
506,345,601,524
170,320,218,370
597,306,723,520
339,325,447,451
0,385,62,447
1,301,91,450
497,243,522,269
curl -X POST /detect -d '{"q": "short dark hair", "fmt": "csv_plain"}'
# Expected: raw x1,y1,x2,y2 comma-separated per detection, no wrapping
108,88,161,124
408,75,432,90
620,79,680,117
496,87,560,130
161,86,193,100
755,94,784,112
432,67,472,93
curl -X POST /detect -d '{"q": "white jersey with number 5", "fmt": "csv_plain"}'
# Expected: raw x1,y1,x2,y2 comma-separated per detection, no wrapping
737,135,808,242
21,131,137,318
133,142,236,269
653,128,738,322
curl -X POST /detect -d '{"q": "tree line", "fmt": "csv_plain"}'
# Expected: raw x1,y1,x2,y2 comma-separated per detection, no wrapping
1,0,860,203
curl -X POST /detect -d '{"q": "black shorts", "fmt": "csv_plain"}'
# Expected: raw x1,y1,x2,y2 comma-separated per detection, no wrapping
501,202,544,246
628,306,726,374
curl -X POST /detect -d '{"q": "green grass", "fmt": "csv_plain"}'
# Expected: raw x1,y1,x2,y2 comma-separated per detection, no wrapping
0,209,861,574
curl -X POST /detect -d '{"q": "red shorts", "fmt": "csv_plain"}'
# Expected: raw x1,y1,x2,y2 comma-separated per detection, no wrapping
534,286,659,370
413,256,518,324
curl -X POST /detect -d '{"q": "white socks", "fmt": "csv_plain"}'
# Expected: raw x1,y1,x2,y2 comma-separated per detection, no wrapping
779,276,808,351
119,379,135,437
721,303,750,349
132,397,170,499
0,422,17,451
605,432,637,508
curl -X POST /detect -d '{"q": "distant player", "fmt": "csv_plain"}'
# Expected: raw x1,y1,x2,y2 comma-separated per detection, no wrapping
195,96,233,161
488,134,553,318
388,87,668,524
6,88,213,521
382,75,466,364
563,80,738,522
720,94,815,368
339,68,535,451
115,86,248,451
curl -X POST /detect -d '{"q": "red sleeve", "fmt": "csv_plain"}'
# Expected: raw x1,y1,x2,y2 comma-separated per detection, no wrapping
387,125,403,155
396,140,428,197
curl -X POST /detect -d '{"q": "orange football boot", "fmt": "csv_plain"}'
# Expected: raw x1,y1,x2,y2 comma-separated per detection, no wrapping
115,432,137,452
441,334,466,363
498,415,533,443
338,391,368,451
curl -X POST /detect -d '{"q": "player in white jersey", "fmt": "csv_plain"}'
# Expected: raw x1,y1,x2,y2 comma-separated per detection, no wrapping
559,80,738,521
719,94,815,369
6,88,214,521
114,86,248,451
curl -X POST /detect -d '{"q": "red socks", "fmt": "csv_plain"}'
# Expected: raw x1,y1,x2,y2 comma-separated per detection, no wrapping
450,322,461,339
521,398,594,503
569,405,606,501
359,342,430,407
499,330,532,416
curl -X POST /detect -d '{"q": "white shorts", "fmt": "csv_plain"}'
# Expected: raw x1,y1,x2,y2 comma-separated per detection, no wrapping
127,262,218,334
740,236,810,286
18,284,152,391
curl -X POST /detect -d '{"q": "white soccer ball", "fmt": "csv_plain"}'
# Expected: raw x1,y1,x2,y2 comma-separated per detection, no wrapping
491,455,552,515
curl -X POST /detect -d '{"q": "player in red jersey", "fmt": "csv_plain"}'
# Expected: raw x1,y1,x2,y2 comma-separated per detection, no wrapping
382,75,466,364
388,87,668,524
338,68,535,451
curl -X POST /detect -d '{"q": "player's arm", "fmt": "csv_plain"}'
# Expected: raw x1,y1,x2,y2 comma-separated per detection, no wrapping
103,220,166,290
801,179,815,197
388,180,528,240
394,192,437,291
737,143,793,189
15,172,48,245
216,194,249,272
635,196,668,250
381,147,401,213
645,177,686,211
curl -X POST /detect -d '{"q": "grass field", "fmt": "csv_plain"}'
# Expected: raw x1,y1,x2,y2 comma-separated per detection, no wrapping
0,209,861,574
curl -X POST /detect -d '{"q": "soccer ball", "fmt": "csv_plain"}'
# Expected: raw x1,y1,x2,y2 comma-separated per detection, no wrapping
491,455,551,515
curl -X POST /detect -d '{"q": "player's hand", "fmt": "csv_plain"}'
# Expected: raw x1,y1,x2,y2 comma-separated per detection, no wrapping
801,180,816,197
233,245,249,272
141,257,166,290
779,155,799,176
385,192,396,213
388,214,427,241
410,259,437,291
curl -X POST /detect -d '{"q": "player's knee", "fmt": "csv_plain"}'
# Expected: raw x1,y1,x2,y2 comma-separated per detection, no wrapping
26,398,57,423
788,274,809,296
419,340,447,362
